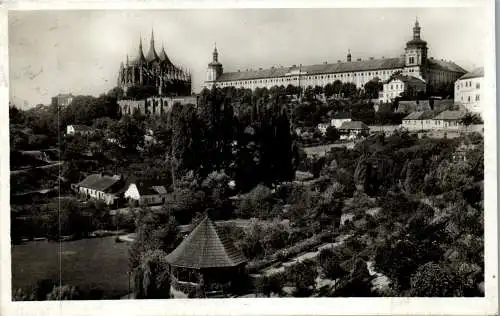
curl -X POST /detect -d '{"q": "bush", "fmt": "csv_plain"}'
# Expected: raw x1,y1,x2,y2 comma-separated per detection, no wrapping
285,259,318,297
237,184,274,219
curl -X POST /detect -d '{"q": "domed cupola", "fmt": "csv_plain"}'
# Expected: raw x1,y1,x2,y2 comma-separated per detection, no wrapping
406,18,427,48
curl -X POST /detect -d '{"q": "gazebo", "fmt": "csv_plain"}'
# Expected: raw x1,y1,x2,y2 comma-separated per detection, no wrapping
166,216,247,298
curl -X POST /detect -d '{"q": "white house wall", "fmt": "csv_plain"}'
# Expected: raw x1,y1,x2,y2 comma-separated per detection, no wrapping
455,76,483,117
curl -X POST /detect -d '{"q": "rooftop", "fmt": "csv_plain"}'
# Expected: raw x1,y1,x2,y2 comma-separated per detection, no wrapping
166,216,247,269
458,67,484,80
403,110,435,120
433,110,467,121
129,179,168,196
215,57,466,82
387,74,426,85
339,121,369,130
77,174,122,192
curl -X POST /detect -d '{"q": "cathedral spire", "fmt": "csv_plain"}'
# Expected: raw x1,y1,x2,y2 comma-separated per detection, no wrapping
146,28,159,62
134,35,145,64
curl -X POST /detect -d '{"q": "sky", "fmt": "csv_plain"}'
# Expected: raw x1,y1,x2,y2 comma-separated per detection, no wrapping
8,7,489,108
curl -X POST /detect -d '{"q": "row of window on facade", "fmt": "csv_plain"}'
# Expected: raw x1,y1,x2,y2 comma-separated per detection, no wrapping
218,69,404,87
458,81,480,89
460,95,480,102
406,120,461,126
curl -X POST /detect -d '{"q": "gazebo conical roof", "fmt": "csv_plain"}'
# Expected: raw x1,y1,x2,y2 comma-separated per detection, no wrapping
166,216,247,269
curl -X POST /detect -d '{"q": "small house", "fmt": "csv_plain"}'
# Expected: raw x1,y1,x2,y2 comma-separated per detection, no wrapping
379,74,427,103
124,180,168,206
401,111,435,131
431,110,467,130
66,124,95,136
75,173,125,206
339,121,370,139
330,112,351,129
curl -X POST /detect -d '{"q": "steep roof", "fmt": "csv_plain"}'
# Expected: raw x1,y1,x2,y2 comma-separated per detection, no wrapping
428,58,467,73
69,124,93,131
331,112,351,119
216,57,405,82
166,216,247,269
131,179,168,196
131,37,146,65
459,67,484,80
339,121,369,130
145,30,159,62
403,110,435,120
159,46,174,67
77,174,122,192
387,74,426,85
433,110,467,121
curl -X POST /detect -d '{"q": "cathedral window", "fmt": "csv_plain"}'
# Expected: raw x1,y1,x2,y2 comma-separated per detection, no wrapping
476,82,480,89
409,57,415,64
476,94,480,101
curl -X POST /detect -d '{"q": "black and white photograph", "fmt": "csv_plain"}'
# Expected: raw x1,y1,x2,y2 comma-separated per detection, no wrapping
2,0,497,315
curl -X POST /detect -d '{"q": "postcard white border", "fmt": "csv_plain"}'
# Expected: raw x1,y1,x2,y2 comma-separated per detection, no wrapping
0,0,497,315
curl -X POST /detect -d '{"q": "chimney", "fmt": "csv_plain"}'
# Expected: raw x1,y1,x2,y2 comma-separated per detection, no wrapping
323,61,328,64
292,64,297,67
237,69,240,72
357,58,362,61
259,67,263,70
369,57,374,60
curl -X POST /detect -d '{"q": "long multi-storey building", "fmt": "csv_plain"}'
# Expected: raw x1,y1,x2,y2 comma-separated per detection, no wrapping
204,20,466,95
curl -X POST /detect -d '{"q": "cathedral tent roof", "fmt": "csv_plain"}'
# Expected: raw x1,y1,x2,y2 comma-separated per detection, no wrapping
131,38,146,65
159,47,174,67
216,57,405,82
166,216,247,269
146,30,159,62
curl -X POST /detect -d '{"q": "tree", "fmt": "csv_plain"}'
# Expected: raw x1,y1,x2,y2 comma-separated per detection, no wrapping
286,259,318,297
134,250,171,299
332,80,343,97
46,285,81,300
363,78,384,99
460,112,483,130
341,82,358,99
129,206,181,270
325,126,340,142
409,262,463,297
171,103,203,185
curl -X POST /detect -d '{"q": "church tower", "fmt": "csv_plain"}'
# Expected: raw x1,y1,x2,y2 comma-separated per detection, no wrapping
206,43,223,84
404,19,428,68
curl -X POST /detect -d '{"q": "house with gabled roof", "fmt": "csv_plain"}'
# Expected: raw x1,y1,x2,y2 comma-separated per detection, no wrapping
431,110,467,130
123,179,168,206
339,121,370,140
66,124,96,136
401,110,435,131
74,173,125,206
380,74,427,103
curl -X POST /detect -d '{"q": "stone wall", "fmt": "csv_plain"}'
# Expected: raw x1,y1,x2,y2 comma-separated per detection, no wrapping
118,95,198,117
